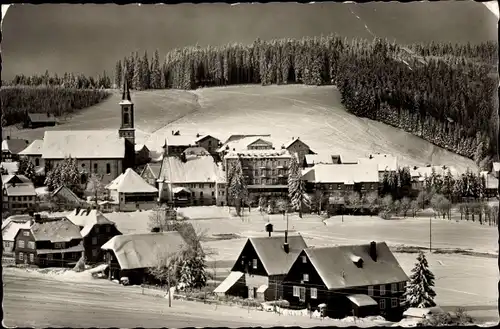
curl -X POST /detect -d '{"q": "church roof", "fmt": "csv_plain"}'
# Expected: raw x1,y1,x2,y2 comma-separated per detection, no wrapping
106,168,158,194
42,130,125,159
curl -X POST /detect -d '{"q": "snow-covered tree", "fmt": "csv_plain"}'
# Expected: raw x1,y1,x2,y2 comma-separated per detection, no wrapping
403,251,437,308
115,60,122,88
288,153,310,218
18,157,36,181
228,158,248,216
151,50,162,89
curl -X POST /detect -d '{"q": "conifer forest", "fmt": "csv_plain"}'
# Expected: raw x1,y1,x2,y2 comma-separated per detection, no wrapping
114,35,498,167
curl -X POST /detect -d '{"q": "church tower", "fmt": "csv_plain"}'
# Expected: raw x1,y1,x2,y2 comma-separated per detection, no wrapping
119,75,135,171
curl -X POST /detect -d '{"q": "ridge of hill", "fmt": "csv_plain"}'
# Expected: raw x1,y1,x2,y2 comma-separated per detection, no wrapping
8,85,477,173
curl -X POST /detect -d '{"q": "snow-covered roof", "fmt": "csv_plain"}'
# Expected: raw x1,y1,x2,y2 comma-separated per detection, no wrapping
2,220,32,242
217,135,272,153
214,271,244,293
158,156,220,183
101,232,187,270
2,138,30,154
27,113,56,123
30,217,82,242
106,168,158,194
42,130,125,159
3,182,36,196
410,165,460,179
346,294,378,307
18,139,44,155
225,149,292,159
302,163,379,184
305,154,341,165
0,161,19,174
358,154,398,172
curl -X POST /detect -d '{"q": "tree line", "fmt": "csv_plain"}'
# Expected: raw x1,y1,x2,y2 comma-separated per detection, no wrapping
8,70,112,89
114,36,497,166
1,86,110,126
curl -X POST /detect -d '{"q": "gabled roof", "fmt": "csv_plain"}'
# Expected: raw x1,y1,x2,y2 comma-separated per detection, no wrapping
106,168,158,194
3,183,36,196
51,186,86,206
282,137,313,151
42,130,125,159
236,235,308,276
303,242,409,290
165,135,197,147
305,154,341,166
2,214,33,230
2,138,30,154
358,154,398,172
18,139,44,155
0,162,19,174
183,146,211,157
480,172,499,190
141,162,162,180
2,174,31,185
301,164,379,184
30,217,82,242
66,208,117,237
195,134,219,143
101,232,187,270
28,113,56,123
2,220,32,242
134,144,149,152
217,134,272,153
158,156,220,183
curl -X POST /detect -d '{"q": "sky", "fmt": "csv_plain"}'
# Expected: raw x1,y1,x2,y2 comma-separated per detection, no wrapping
1,2,497,80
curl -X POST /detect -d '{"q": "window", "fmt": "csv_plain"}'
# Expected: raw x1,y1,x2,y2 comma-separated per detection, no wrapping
391,283,397,294
29,253,34,262
310,287,317,299
337,184,341,190
95,226,100,233
301,255,307,263
303,273,309,282
18,240,25,248
48,254,53,260
380,285,386,296
92,237,98,245
380,299,386,309
28,241,35,249
106,163,111,175
293,286,300,297
371,184,375,190
252,259,257,269
93,163,98,173
35,158,40,166
54,242,64,249
106,226,111,233
368,286,374,296
399,282,405,291
92,249,98,257
200,192,203,197
19,252,24,260
391,298,398,308
23,231,30,237
211,191,215,196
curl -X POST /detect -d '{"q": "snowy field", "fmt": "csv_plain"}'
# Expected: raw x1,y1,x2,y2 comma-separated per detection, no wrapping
9,85,477,173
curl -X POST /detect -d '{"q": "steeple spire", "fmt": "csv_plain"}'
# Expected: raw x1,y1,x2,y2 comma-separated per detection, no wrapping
122,70,131,102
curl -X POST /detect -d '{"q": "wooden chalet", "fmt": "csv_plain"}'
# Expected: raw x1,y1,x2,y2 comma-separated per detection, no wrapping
214,232,307,301
282,241,409,321
2,137,30,162
25,112,57,129
13,215,84,267
66,208,122,264
105,168,159,211
101,232,187,285
2,174,36,214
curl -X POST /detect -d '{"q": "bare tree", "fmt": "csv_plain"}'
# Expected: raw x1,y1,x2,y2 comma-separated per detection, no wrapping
364,191,379,215
410,200,420,218
148,205,171,232
400,197,412,218
86,173,107,208
346,191,362,214
148,249,182,307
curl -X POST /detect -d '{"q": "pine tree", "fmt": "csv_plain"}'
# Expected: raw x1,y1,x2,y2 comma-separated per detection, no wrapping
19,158,36,182
403,251,437,308
228,158,248,216
133,52,142,90
151,49,161,89
142,51,150,90
115,60,122,89
288,152,310,218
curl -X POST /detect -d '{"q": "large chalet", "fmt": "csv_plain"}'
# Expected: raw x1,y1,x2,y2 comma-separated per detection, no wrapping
282,241,409,320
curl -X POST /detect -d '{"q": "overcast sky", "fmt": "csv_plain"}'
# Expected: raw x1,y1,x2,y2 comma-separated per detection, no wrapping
2,2,497,80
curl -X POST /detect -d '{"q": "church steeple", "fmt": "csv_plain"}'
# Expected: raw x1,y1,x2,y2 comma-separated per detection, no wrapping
119,70,135,171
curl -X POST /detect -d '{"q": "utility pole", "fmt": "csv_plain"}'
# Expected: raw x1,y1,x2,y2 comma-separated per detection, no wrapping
167,270,172,307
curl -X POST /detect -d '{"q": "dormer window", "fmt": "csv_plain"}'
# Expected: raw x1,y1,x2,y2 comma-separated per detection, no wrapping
303,273,309,282
252,259,257,269
301,255,307,263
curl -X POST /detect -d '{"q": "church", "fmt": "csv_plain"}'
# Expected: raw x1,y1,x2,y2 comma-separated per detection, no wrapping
40,79,136,185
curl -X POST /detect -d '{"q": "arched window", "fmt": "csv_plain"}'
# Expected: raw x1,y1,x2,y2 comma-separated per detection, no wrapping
35,158,40,166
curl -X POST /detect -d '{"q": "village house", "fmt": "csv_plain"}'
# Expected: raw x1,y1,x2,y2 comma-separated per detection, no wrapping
2,174,37,214
304,154,342,167
134,144,151,167
40,79,136,185
301,163,379,214
281,241,409,321
217,134,271,160
13,215,84,267
2,219,32,257
50,185,87,209
105,168,159,212
18,139,45,173
480,171,498,198
140,162,162,188
358,154,399,182
162,132,220,157
156,155,223,207
66,208,122,263
101,231,187,285
214,232,307,301
409,165,459,192
2,137,30,162
24,112,57,129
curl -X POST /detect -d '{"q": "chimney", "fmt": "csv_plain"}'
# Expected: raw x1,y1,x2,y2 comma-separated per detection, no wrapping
369,154,373,159
34,213,42,223
283,231,289,253
369,241,377,261
196,133,200,138
172,130,174,135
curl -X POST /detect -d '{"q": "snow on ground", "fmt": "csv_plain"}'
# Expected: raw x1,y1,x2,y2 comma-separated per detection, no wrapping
6,267,95,283
35,186,50,196
9,85,477,173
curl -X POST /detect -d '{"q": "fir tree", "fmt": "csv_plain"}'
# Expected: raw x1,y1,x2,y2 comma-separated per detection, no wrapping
115,60,123,89
151,49,161,89
228,157,248,216
403,251,437,308
18,158,36,182
288,152,310,218
133,52,142,90
142,51,150,90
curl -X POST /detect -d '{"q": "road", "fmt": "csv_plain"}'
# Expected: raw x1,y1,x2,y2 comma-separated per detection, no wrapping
2,270,373,328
